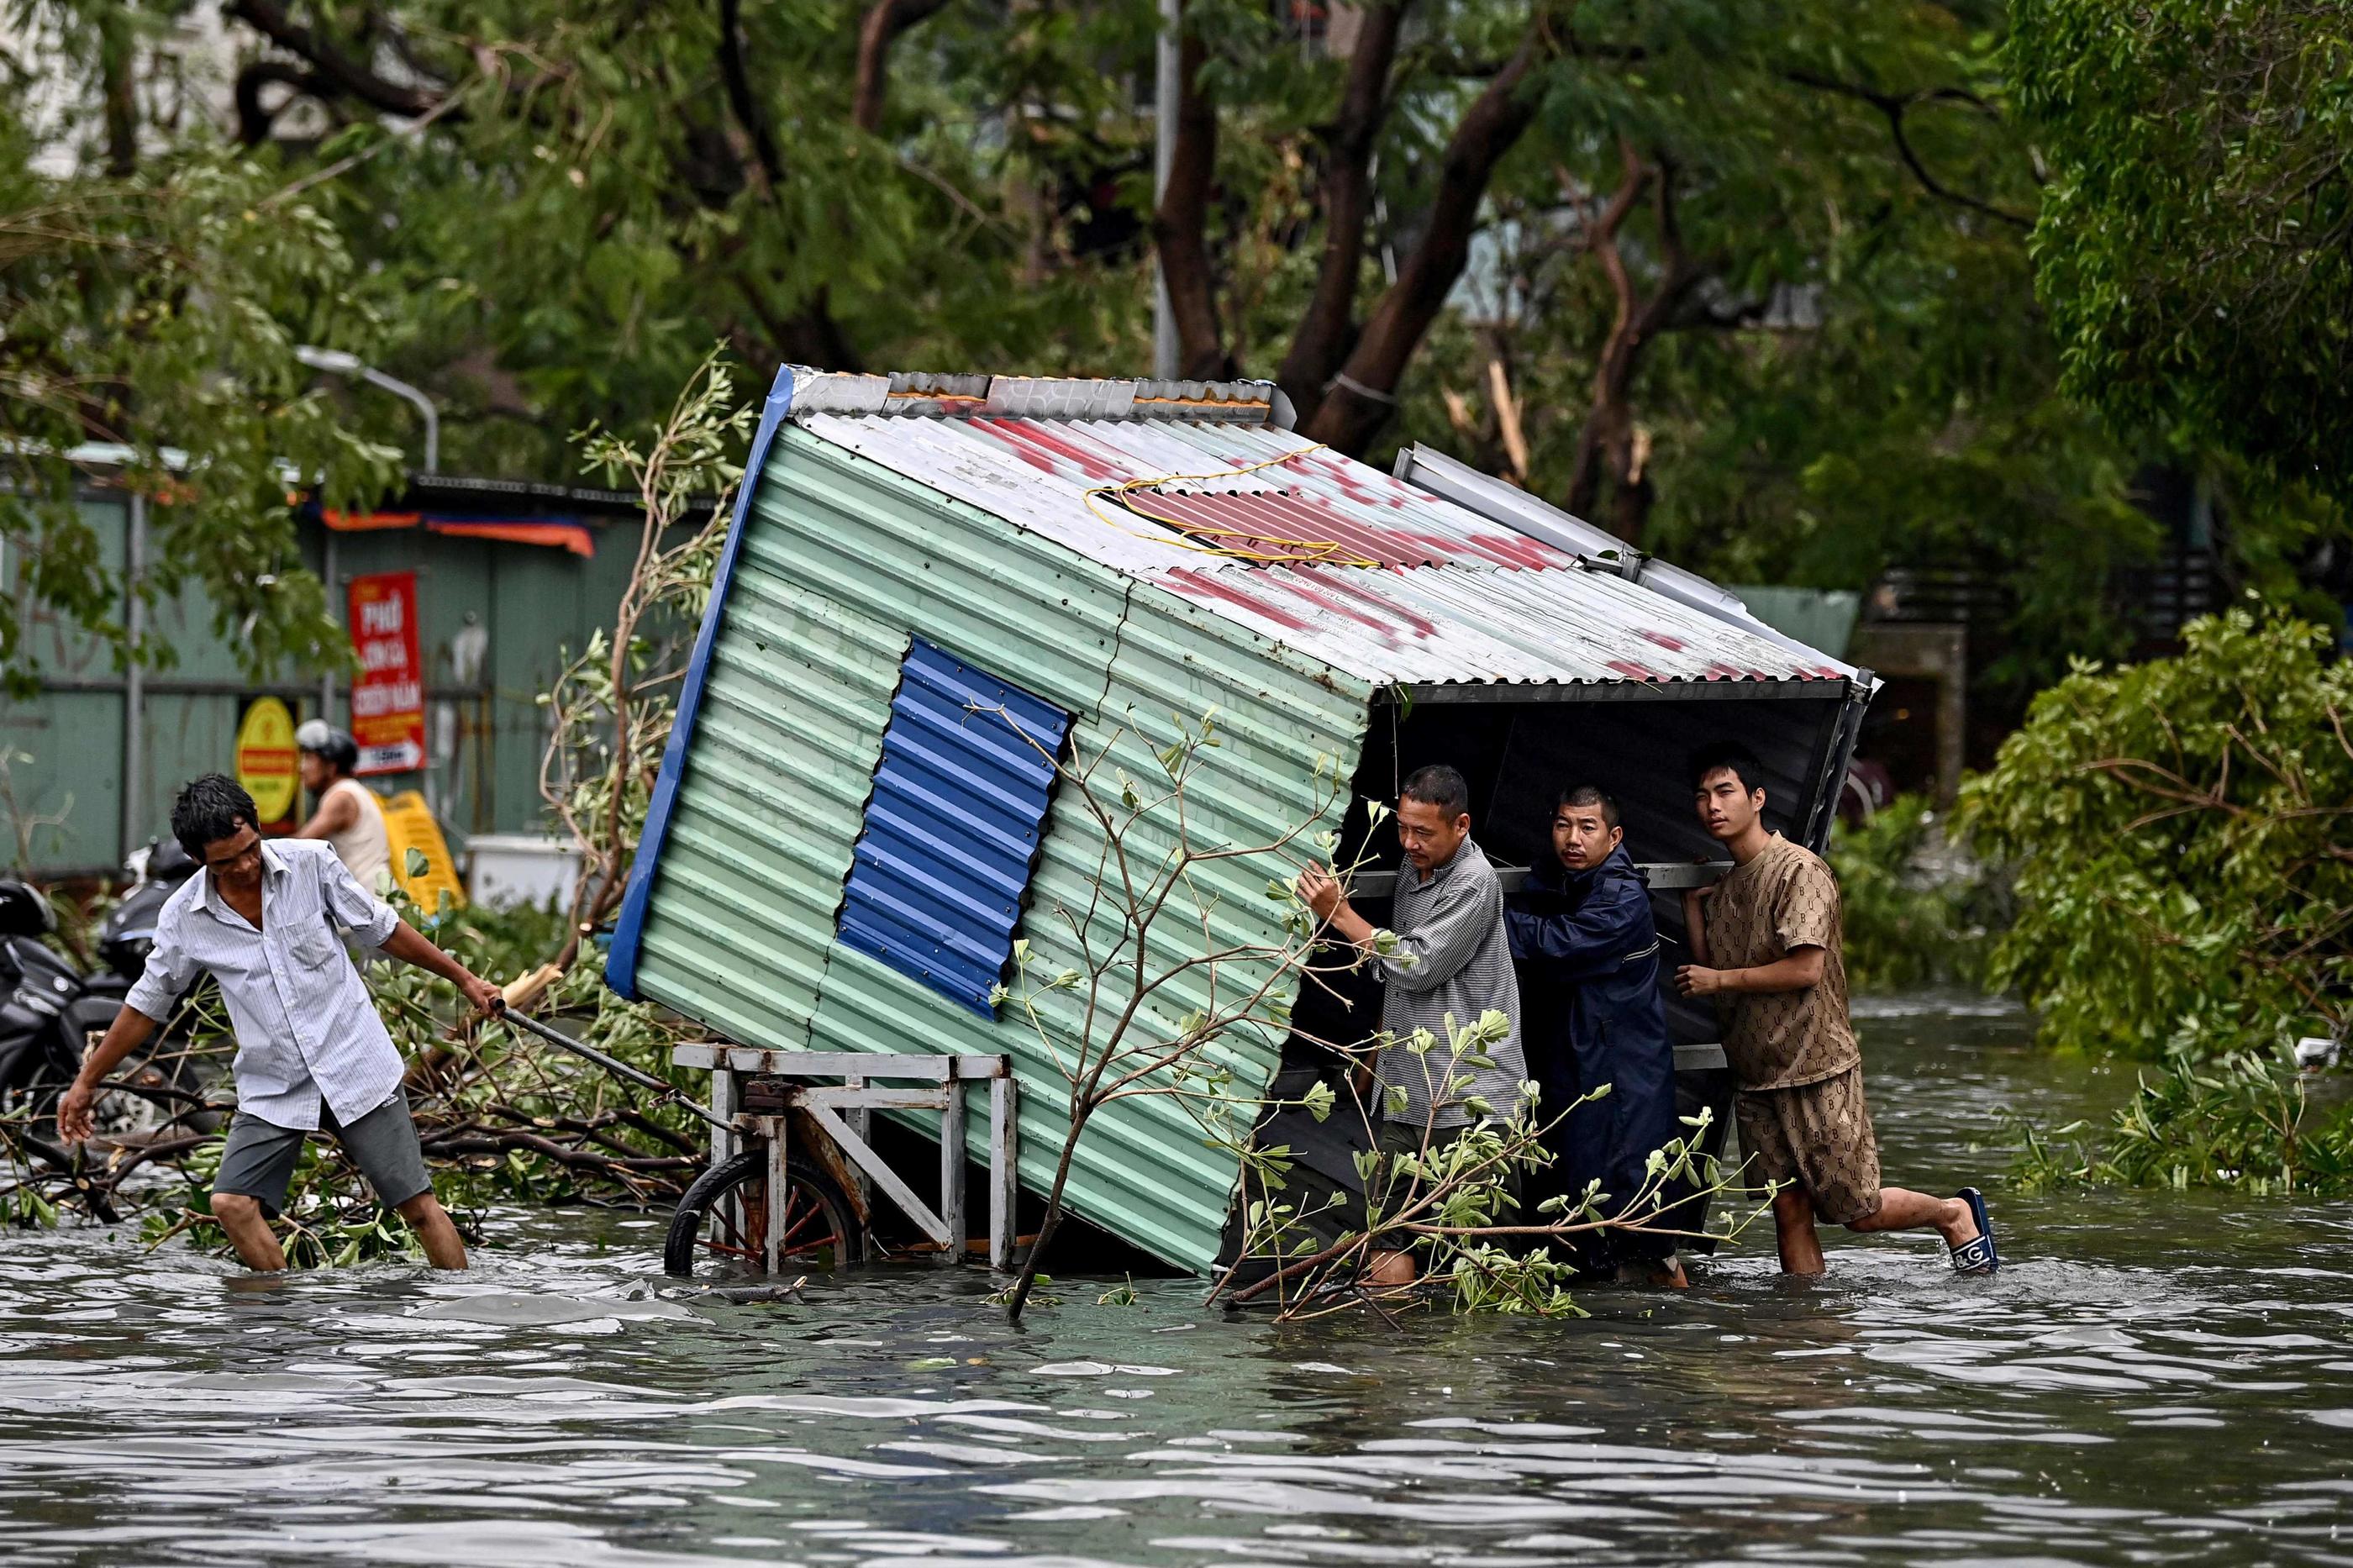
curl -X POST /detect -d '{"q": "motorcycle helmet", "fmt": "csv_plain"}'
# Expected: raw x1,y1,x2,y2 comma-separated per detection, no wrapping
295,718,361,775
0,880,55,938
146,835,197,883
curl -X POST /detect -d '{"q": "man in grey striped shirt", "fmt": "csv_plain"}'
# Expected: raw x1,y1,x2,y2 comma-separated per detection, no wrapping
60,774,502,1271
1296,764,1525,1279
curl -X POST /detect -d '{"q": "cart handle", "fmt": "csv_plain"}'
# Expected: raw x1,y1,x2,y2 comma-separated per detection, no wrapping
489,1000,734,1134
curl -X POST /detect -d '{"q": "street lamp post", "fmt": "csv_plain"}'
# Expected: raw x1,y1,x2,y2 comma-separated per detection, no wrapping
294,346,441,727
293,345,440,475
1151,0,1179,380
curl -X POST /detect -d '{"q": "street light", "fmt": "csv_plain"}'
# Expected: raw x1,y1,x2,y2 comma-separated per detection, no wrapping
1151,0,1179,380
293,345,440,475
293,345,442,729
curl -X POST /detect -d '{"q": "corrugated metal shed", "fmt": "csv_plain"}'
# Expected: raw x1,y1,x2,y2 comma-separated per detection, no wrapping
612,396,1369,1273
608,366,1861,1277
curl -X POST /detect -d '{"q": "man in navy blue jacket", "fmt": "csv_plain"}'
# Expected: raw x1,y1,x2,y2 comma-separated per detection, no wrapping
1506,785,1689,1286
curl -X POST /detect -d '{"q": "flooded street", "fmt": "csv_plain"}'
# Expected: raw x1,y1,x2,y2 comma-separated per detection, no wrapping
3,1000,2350,1566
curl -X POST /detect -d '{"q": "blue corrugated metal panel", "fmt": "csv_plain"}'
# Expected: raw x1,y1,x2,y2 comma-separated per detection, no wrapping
838,639,1071,1014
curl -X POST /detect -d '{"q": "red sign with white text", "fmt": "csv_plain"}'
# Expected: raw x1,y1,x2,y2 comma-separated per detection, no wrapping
347,571,425,775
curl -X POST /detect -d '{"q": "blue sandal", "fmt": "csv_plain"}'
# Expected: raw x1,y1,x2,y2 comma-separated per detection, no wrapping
1950,1187,1998,1275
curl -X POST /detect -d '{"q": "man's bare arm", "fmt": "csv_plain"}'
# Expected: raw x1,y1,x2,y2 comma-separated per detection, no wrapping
292,788,358,843
1675,945,1826,998
1680,883,1715,967
380,920,502,1014
57,1006,161,1141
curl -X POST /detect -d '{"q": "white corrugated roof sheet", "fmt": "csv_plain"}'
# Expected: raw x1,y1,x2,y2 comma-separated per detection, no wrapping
790,371,1853,693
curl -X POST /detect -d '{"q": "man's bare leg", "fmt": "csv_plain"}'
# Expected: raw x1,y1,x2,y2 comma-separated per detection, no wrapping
209,1192,288,1272
1772,1187,1827,1276
1848,1187,1977,1250
396,1192,468,1270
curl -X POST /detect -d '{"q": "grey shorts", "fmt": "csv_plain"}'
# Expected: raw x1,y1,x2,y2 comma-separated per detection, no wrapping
214,1093,433,1218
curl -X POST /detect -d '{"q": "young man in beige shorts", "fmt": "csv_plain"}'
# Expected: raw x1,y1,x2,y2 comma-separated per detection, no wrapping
1673,743,1998,1276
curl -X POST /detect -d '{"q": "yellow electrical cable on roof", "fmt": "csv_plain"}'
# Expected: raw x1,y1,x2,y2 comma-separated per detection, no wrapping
1079,443,1381,567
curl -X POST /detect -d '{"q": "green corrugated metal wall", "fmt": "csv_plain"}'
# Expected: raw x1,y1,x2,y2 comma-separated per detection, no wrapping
629,426,1371,1273
2,492,650,876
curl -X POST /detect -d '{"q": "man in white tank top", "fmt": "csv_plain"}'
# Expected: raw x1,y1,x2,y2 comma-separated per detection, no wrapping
294,721,394,892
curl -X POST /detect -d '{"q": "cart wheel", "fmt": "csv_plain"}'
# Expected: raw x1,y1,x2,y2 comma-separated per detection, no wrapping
664,1147,864,1278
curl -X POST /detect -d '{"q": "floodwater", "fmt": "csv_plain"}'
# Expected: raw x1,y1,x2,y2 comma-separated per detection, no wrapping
3,999,2350,1566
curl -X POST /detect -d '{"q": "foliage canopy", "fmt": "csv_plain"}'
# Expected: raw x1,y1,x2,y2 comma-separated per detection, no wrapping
1961,611,2353,1060
3,0,2212,704
2009,0,2353,508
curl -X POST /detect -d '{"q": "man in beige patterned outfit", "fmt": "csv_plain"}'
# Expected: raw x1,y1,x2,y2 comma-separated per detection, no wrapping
1674,743,1997,1276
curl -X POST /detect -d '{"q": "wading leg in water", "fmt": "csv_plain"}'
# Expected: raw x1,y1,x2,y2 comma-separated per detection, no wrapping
1769,1182,1983,1277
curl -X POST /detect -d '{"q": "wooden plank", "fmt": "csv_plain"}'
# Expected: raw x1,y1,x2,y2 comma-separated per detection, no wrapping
940,1081,967,1268
794,1085,952,1112
843,1076,871,1218
668,1046,1006,1081
988,1076,1018,1271
709,1065,741,1241
1637,861,1732,891
804,1102,952,1246
763,1116,789,1276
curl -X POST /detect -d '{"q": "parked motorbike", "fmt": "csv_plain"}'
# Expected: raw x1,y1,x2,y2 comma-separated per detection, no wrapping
95,836,197,989
0,851,214,1144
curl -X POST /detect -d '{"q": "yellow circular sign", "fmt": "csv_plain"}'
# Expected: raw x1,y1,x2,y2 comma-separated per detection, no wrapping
234,697,300,823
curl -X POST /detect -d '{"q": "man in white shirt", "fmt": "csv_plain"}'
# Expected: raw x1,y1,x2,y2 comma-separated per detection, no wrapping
60,774,502,1271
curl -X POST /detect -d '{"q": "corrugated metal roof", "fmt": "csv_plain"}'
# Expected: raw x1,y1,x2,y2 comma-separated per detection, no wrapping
837,639,1072,1016
786,373,1849,695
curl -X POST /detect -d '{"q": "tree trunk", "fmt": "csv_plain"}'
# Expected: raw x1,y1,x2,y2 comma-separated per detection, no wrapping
1006,1102,1092,1322
1277,0,1413,423
1562,150,1700,547
1299,24,1551,454
98,11,139,176
855,0,951,134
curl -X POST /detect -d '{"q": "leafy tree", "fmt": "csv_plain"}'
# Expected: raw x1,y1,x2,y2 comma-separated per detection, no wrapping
0,108,400,689
1960,612,2353,1060
6,0,2168,710
2008,0,2353,508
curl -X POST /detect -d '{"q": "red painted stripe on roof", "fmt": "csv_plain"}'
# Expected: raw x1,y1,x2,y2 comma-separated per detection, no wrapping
1251,569,1411,642
976,418,1137,481
1162,567,1315,631
1292,567,1443,638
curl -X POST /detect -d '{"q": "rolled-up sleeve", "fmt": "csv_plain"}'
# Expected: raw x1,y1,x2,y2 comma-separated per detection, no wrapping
124,917,196,1021
320,852,402,947
1380,872,1499,994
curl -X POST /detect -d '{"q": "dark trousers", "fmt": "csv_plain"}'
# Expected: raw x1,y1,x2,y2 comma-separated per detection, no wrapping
1531,1026,1687,1269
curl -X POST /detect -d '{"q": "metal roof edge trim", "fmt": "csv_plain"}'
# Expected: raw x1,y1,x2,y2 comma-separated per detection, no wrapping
782,368,1292,427
1395,675,1850,704
605,364,798,1001
1392,442,1866,683
1393,444,1642,575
